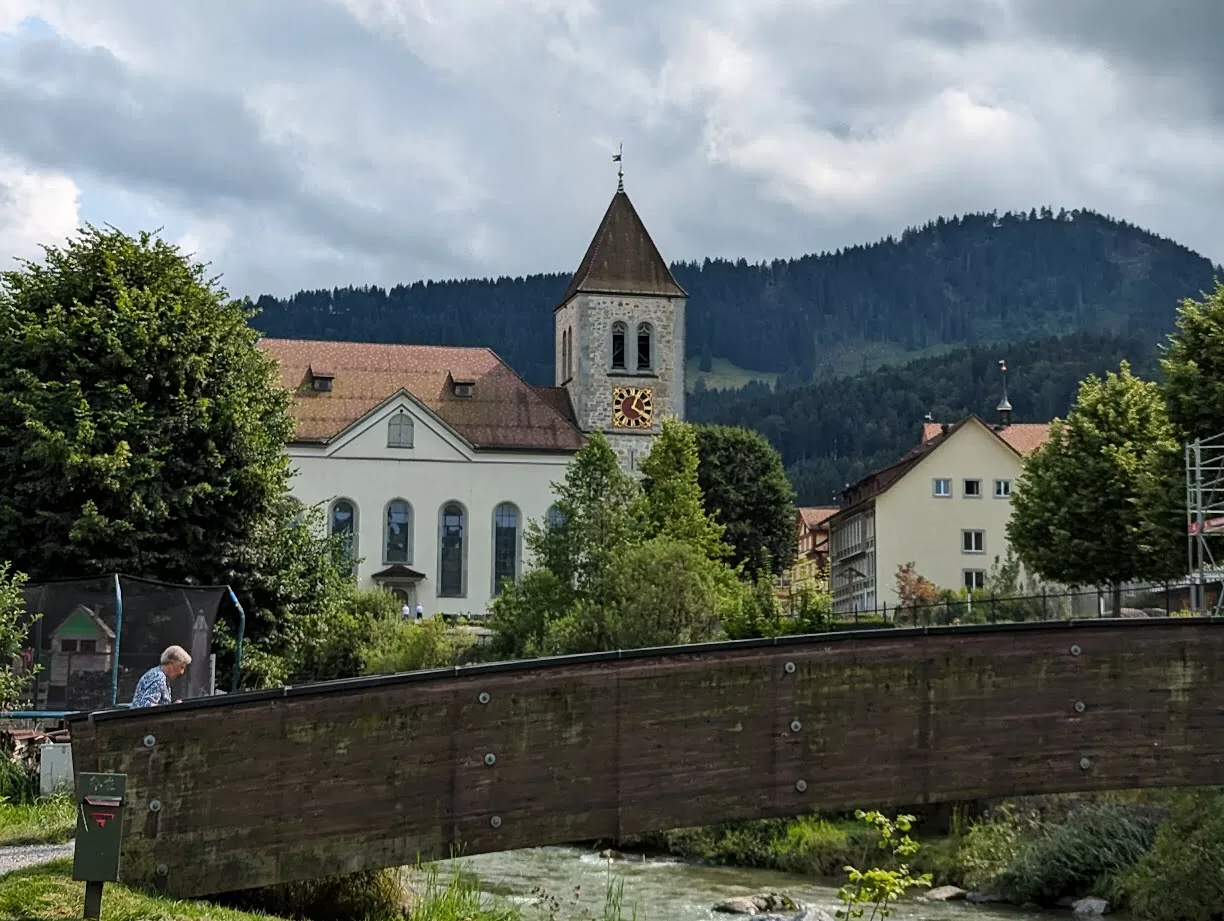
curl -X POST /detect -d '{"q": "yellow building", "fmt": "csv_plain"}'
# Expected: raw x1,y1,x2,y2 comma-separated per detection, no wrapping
828,415,1049,615
788,507,835,593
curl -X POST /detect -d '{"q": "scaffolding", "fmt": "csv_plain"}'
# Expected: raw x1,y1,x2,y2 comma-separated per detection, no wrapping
1185,434,1224,613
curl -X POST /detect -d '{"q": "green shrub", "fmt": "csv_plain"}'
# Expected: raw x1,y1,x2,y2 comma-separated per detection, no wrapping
1113,790,1224,921
957,802,1158,904
0,756,39,805
955,804,1035,892
1000,803,1158,903
360,617,476,676
220,867,406,920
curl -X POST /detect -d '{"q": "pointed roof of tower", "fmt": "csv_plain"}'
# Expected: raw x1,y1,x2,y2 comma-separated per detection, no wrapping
557,185,687,308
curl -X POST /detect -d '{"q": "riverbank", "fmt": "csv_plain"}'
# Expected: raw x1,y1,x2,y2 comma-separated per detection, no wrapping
610,790,1223,921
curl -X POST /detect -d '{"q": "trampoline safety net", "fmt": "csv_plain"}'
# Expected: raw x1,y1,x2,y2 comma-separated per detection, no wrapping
15,575,230,713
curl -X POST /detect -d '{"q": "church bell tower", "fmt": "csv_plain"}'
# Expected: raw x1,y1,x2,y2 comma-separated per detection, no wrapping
555,169,687,472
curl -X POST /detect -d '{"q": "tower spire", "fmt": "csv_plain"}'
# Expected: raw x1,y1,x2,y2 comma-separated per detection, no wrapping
613,143,624,192
997,359,1013,427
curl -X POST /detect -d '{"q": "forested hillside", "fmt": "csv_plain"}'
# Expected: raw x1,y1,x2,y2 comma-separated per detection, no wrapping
689,334,1159,505
252,208,1217,388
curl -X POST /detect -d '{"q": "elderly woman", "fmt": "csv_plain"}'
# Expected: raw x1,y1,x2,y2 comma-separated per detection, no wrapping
130,645,192,708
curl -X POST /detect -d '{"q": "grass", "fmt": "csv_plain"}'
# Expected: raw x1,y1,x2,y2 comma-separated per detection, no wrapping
0,857,634,921
0,859,294,921
0,795,75,847
686,357,778,392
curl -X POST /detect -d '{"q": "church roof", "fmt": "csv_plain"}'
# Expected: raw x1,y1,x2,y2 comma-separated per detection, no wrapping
558,185,687,307
258,338,587,453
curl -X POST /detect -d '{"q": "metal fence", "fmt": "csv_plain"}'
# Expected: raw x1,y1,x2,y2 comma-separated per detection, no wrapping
828,582,1196,628
12,575,245,716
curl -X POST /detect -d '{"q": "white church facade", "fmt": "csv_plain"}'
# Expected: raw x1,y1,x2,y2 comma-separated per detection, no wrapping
258,178,688,616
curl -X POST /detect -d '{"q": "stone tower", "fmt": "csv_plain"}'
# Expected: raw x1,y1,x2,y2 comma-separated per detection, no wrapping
555,179,687,472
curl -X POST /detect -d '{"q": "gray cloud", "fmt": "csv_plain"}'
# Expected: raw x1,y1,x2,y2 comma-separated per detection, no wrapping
0,0,1221,297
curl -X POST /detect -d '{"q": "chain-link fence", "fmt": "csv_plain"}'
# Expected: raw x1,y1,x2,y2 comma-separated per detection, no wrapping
13,575,243,715
829,582,1195,628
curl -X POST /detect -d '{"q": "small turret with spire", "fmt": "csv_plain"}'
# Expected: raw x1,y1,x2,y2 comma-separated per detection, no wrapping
997,359,1012,427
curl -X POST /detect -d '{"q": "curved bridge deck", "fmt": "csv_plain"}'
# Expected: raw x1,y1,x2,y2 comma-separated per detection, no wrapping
67,618,1224,898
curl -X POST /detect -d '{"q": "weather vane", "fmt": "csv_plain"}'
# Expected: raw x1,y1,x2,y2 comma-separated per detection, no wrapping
613,143,624,191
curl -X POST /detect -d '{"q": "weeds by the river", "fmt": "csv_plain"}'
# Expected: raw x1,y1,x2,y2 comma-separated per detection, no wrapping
0,793,75,846
524,862,638,921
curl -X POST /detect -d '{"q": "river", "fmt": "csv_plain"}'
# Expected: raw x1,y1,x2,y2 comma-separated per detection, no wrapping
437,846,1086,921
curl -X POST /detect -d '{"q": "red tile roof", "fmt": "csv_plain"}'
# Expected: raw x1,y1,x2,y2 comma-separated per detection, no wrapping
258,338,587,453
798,507,837,530
921,421,1050,454
558,186,686,306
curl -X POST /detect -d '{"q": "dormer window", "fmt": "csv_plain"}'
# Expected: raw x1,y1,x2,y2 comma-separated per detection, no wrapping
308,365,334,392
451,377,475,398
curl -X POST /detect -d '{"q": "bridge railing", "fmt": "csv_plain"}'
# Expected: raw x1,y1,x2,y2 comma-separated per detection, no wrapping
826,581,1193,628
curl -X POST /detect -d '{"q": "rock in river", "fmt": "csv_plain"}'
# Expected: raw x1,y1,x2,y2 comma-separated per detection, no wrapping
713,892,800,915
1072,897,1110,916
921,885,967,902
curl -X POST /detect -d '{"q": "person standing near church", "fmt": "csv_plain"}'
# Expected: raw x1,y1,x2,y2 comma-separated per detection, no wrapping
130,646,191,708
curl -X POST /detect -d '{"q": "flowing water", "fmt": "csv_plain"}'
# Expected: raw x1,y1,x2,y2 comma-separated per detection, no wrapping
438,846,1088,921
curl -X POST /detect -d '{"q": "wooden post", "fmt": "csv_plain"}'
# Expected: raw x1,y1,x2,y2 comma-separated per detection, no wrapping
83,881,104,920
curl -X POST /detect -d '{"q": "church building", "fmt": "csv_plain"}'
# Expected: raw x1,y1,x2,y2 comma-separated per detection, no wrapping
258,177,687,617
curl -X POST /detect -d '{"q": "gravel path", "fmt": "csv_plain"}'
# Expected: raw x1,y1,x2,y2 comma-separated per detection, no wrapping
0,841,75,875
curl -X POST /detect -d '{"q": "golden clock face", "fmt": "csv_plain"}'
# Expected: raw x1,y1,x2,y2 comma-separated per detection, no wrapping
612,386,654,428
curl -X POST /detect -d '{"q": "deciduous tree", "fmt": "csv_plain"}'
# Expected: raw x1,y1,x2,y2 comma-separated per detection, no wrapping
0,227,294,585
694,424,797,576
0,564,33,710
1007,362,1180,614
640,417,728,562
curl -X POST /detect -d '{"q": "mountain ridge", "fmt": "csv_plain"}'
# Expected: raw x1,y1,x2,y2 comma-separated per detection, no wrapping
251,206,1219,390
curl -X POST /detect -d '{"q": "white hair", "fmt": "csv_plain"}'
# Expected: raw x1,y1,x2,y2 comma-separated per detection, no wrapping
161,645,192,667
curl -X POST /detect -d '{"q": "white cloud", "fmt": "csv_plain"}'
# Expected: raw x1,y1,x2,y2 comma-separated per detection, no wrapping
0,157,80,269
0,0,1220,297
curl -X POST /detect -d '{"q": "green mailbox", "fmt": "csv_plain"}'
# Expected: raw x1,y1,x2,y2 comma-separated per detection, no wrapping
73,772,127,919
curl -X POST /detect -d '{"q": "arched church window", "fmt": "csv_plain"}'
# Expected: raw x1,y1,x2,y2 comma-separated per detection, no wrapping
611,322,627,370
568,325,574,379
561,329,569,381
438,502,466,597
387,413,414,448
384,500,413,564
492,502,520,593
545,505,566,530
637,322,653,371
329,498,358,569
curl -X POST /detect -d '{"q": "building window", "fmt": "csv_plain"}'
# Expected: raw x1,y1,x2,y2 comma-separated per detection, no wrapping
384,500,412,564
963,570,987,590
545,504,566,529
568,326,574,379
611,322,627,370
933,478,952,498
438,502,466,597
964,479,982,498
994,479,1012,498
492,502,520,594
330,499,356,542
387,413,414,448
636,323,652,371
61,640,77,653
79,639,96,653
962,529,985,554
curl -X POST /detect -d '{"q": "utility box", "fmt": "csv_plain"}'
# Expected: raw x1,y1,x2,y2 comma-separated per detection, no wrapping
72,773,127,883
39,742,74,796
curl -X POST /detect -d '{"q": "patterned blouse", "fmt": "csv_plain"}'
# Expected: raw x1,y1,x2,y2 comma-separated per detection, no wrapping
130,666,172,708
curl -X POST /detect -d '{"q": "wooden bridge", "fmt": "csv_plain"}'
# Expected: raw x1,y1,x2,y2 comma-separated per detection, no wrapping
67,617,1224,898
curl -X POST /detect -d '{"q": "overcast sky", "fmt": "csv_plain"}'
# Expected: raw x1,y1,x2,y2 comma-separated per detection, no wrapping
1,0,1221,298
